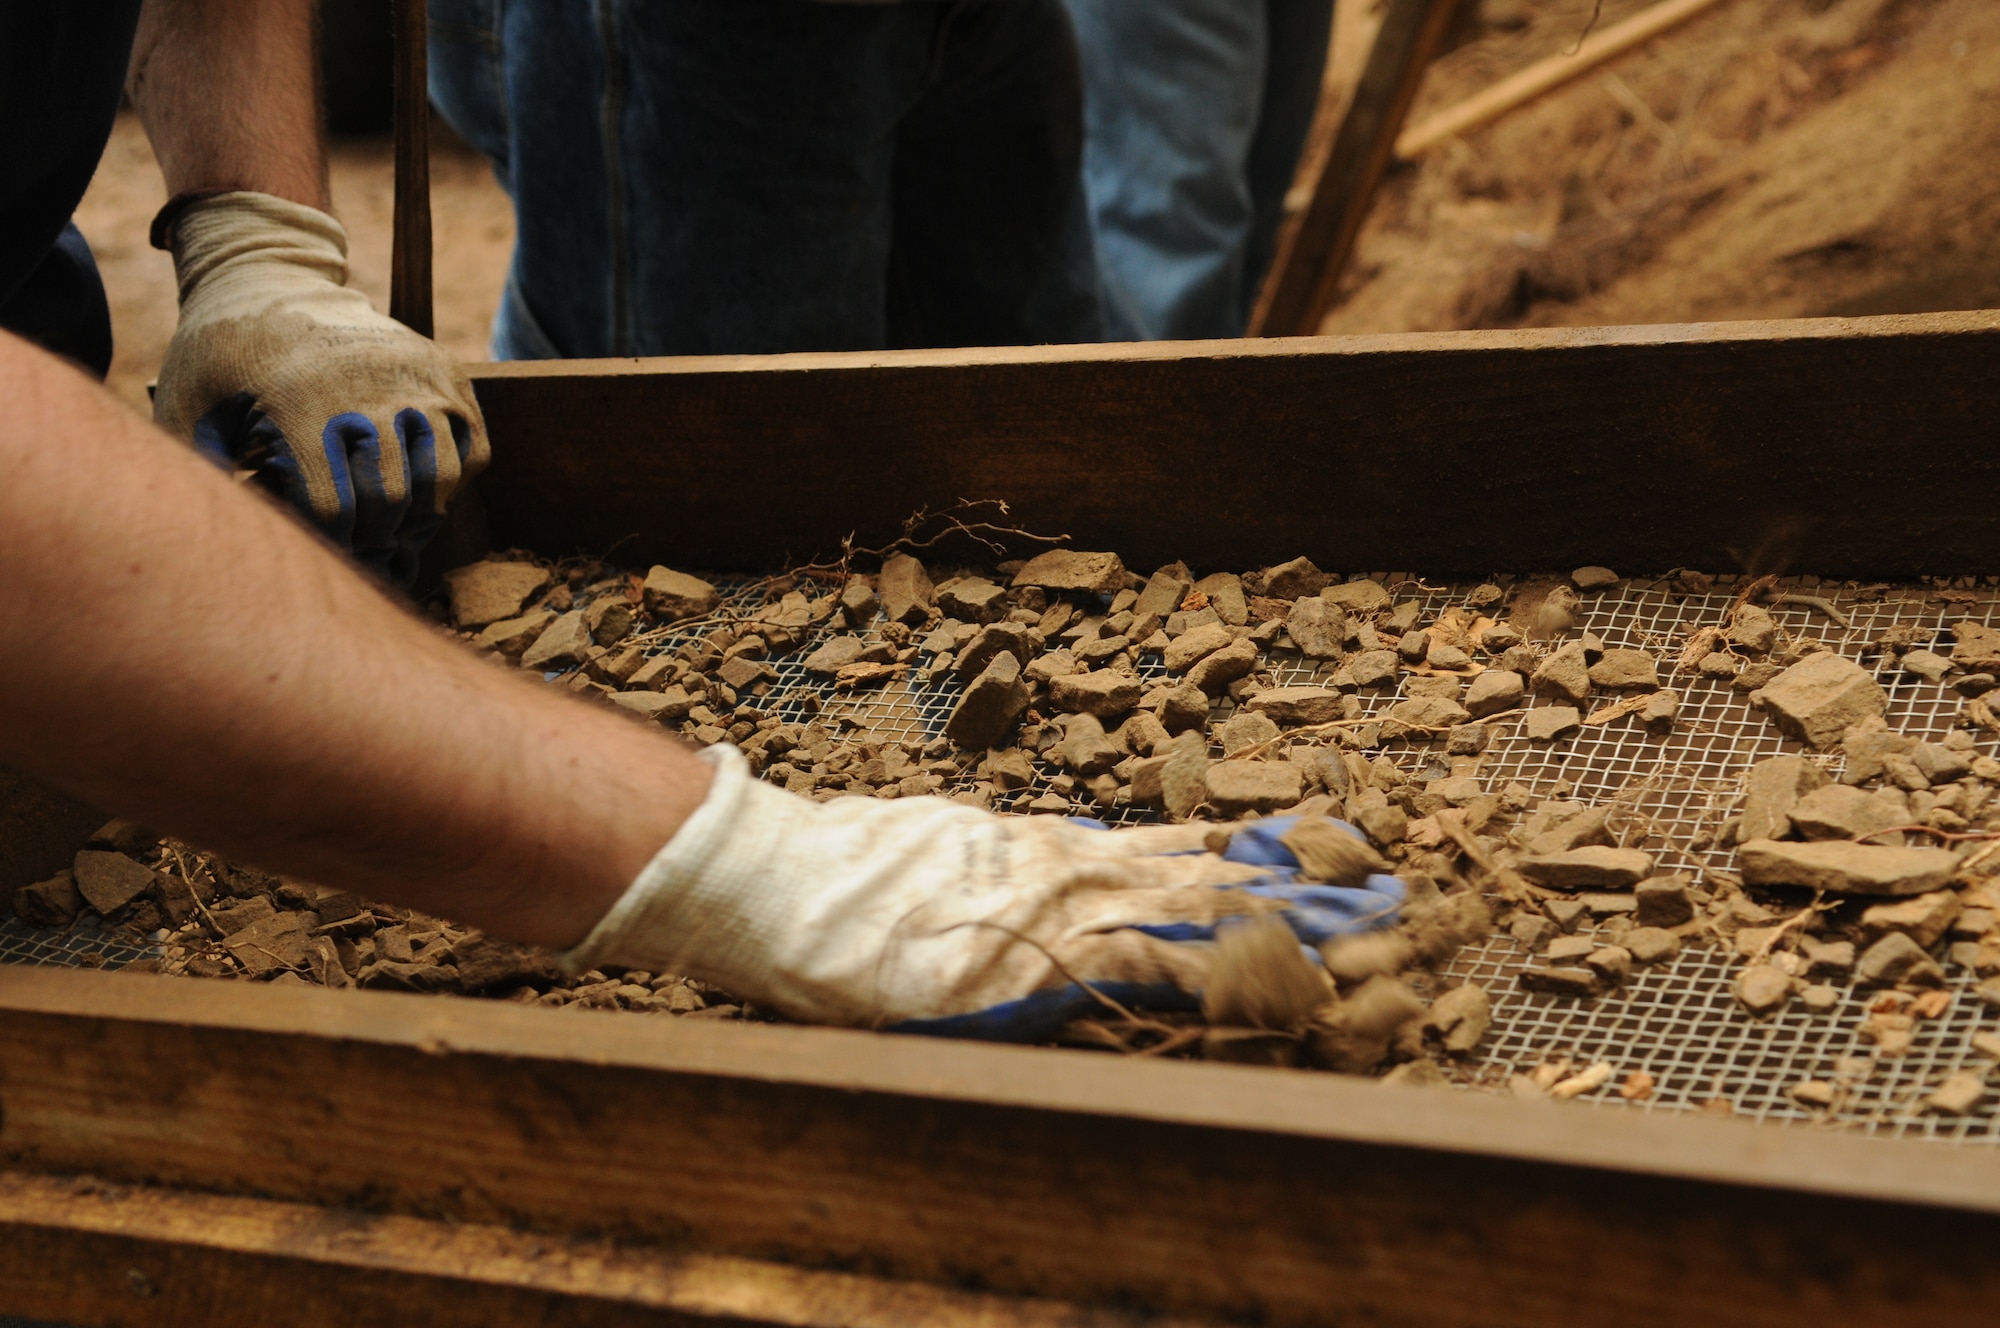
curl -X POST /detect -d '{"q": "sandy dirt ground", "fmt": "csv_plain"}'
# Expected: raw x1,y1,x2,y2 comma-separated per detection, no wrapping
72,0,1998,415
1322,0,2000,332
73,119,513,415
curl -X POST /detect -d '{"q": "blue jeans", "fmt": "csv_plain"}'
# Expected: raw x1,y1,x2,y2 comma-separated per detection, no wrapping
0,0,145,377
430,0,1103,358
1065,0,1334,340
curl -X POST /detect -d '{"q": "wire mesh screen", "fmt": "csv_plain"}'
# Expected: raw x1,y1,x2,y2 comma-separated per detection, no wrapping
10,568,2000,1142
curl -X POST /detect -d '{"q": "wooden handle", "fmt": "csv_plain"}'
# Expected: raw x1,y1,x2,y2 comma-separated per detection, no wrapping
1396,0,1730,160
1248,0,1464,338
390,0,433,338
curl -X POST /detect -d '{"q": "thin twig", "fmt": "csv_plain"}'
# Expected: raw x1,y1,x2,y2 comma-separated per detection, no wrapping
1569,0,1605,54
1766,592,1851,627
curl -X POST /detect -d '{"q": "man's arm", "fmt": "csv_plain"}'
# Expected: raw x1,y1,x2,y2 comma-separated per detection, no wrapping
126,0,330,211
0,335,1391,1034
0,332,699,948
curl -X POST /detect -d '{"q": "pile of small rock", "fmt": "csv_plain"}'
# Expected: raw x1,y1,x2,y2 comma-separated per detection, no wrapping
17,549,2000,1106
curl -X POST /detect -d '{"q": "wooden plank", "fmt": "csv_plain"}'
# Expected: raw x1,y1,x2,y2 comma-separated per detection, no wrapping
390,0,433,337
0,1170,1170,1328
1248,0,1463,337
5,966,2000,1327
466,310,2000,579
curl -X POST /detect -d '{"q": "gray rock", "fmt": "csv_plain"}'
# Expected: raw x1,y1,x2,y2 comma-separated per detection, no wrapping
1735,964,1793,1017
1588,649,1659,691
953,622,1036,680
1049,669,1145,718
804,634,867,674
1527,806,1614,856
1219,710,1281,756
946,652,1029,749
1134,565,1193,618
1635,875,1696,928
1571,566,1619,590
1738,838,1959,897
1187,638,1260,694
1427,643,1473,671
1164,621,1235,673
1194,573,1250,626
640,566,720,623
1801,936,1855,979
1532,641,1592,704
1739,754,1829,842
838,577,879,626
1204,761,1304,815
1354,803,1408,848
1346,649,1400,689
1914,741,1974,784
1061,713,1126,776
1380,696,1471,737
1523,706,1582,742
1465,669,1524,718
1798,984,1841,1014
1582,893,1638,916
1322,579,1391,616
1257,556,1329,600
1640,689,1680,730
1788,783,1906,841
937,578,1009,623
1855,932,1946,987
1901,648,1954,682
1517,846,1655,890
1754,652,1888,749
1586,946,1633,984
71,851,158,916
1285,597,1348,657
1158,733,1211,819
1511,913,1557,950
1625,927,1680,965
1157,682,1211,734
1012,550,1127,596
1397,629,1431,664
1480,623,1524,653
1925,1072,1987,1116
1425,982,1491,1054
878,553,935,626
1545,898,1589,932
1725,604,1778,654
446,561,553,628
1839,716,1916,785
521,611,593,670
1446,723,1489,756
1859,890,1962,949
1519,967,1601,998
1246,686,1353,726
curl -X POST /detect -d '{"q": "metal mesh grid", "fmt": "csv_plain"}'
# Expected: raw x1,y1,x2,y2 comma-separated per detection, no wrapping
12,568,2000,1142
0,915,155,971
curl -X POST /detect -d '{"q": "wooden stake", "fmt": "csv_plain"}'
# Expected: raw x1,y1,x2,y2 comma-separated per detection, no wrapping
390,0,433,337
1396,0,1732,160
1248,0,1464,339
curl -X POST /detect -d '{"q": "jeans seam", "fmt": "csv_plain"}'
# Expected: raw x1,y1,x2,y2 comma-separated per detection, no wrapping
595,0,631,356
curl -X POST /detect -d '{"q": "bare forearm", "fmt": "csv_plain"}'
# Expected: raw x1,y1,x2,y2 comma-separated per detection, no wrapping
0,335,707,947
127,0,330,210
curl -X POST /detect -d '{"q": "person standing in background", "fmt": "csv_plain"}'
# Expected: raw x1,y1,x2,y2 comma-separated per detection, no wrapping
1064,0,1334,340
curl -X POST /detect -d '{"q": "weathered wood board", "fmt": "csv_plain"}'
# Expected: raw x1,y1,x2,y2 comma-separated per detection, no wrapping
468,311,2000,580
4,967,2000,1326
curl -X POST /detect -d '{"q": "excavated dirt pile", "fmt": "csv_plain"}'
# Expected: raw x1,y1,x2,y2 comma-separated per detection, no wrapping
18,552,2000,1123
1326,0,2000,333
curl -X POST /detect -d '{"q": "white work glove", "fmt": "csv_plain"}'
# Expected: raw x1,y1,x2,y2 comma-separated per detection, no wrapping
565,747,1406,1038
154,192,489,584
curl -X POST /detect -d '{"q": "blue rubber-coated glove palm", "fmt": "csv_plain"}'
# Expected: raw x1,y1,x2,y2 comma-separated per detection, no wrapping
565,746,1403,1041
154,193,489,584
